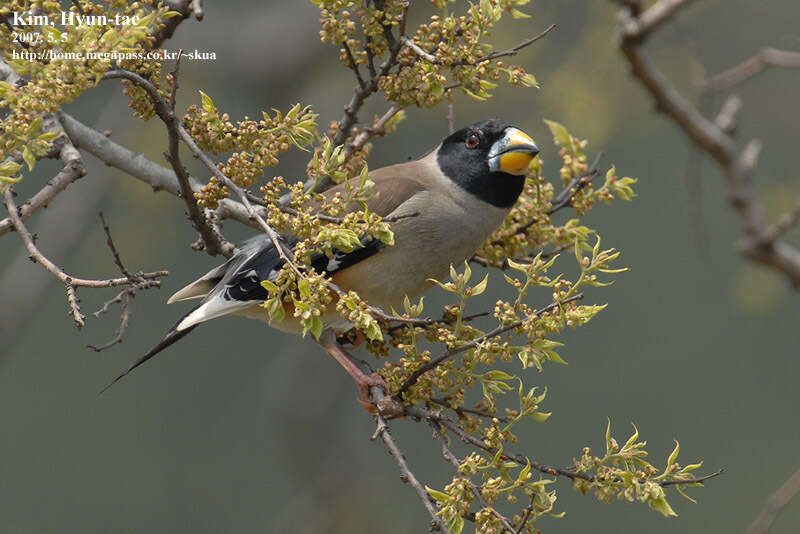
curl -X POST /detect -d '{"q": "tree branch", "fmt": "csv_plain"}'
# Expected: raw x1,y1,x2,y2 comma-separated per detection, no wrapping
451,24,556,66
429,420,515,533
547,152,605,215
102,67,235,258
57,112,262,230
616,0,800,285
0,147,85,238
372,416,451,533
747,466,800,534
3,186,167,328
703,48,800,93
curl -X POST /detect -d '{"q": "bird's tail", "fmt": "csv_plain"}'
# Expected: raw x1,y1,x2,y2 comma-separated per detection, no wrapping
99,310,199,394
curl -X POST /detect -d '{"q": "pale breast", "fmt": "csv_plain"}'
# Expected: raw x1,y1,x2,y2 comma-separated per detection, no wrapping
332,183,510,311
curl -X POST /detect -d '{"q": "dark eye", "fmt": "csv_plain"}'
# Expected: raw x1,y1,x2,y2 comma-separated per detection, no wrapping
465,134,479,148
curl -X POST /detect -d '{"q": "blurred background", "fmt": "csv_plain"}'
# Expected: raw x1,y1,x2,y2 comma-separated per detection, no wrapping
2,0,799,532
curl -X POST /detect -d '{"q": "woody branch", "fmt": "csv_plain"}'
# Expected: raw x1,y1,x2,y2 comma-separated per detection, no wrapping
615,0,800,285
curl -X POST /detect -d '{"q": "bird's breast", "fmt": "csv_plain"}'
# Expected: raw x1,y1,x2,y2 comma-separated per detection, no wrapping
332,187,510,311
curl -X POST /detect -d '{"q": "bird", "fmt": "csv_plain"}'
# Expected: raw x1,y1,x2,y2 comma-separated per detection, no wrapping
103,118,540,407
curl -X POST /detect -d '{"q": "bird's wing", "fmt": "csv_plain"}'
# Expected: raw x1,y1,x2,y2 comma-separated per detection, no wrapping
174,234,291,330
166,257,235,303
171,168,430,331
324,160,429,217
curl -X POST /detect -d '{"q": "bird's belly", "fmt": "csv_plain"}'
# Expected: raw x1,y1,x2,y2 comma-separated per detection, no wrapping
332,202,508,311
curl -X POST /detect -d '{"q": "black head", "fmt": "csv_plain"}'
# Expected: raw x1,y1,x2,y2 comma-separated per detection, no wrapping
436,118,539,208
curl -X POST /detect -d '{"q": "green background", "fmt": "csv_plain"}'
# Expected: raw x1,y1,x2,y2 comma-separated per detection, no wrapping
2,1,799,532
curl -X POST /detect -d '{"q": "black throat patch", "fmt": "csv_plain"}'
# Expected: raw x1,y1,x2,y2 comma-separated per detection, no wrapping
436,119,526,208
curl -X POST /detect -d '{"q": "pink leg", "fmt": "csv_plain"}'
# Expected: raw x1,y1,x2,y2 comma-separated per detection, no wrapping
319,331,386,413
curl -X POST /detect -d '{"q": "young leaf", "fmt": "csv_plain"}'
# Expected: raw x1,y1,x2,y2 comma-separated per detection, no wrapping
199,90,215,113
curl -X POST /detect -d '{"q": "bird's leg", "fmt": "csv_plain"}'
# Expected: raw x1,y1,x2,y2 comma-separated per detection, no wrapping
319,330,387,413
352,328,366,348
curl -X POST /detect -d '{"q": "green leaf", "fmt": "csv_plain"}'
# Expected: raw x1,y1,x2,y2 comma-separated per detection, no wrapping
428,278,457,293
425,486,450,502
545,350,568,364
309,316,324,340
531,411,551,422
22,147,35,172
680,461,703,473
199,90,215,113
374,225,395,246
483,370,514,381
517,461,532,484
0,81,13,96
265,298,285,323
260,280,280,294
297,278,311,297
364,319,383,342
27,117,43,136
574,238,583,265
543,119,574,152
463,88,487,101
666,440,680,469
449,512,464,534
648,493,678,518
0,161,22,177
510,7,531,18
286,103,301,120
39,130,60,141
519,72,539,88
676,484,698,504
471,274,489,296
623,424,640,451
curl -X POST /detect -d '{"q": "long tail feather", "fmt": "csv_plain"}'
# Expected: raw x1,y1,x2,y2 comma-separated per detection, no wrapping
99,314,199,394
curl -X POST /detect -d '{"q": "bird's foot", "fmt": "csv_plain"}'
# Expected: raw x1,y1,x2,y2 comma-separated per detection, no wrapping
319,330,404,416
356,372,388,414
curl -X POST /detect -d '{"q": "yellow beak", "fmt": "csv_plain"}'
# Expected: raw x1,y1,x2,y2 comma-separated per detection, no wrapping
488,128,540,176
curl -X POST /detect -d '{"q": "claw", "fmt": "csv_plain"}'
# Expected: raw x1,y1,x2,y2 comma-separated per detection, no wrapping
356,372,387,413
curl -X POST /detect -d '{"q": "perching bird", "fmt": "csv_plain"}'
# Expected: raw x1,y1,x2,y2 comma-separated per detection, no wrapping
104,118,539,406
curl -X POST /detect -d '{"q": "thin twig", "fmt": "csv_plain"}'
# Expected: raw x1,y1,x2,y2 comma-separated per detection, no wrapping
414,405,724,489
344,41,366,89
617,0,800,285
151,0,194,48
57,112,262,230
429,420,515,533
761,198,800,244
747,466,800,534
0,67,86,238
190,0,204,20
429,397,506,422
703,48,800,93
451,24,556,66
98,212,132,279
372,415,451,533
87,293,132,352
398,294,584,397
3,186,167,328
102,67,235,258
447,103,455,135
547,152,605,215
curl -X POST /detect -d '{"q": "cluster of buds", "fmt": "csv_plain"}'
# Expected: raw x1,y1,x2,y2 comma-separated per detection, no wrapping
0,0,174,176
